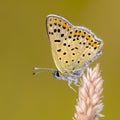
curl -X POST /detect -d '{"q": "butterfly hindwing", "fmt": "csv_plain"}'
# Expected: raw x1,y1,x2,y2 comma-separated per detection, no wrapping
67,27,103,71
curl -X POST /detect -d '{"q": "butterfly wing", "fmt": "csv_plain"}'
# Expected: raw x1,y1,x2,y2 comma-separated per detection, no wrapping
46,14,74,74
66,26,103,73
46,14,103,75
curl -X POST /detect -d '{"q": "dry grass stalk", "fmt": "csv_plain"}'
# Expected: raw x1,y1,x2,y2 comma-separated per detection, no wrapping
73,64,104,120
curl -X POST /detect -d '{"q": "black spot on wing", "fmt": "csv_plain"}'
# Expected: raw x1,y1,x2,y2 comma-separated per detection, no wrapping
54,39,61,42
61,34,64,37
57,49,61,52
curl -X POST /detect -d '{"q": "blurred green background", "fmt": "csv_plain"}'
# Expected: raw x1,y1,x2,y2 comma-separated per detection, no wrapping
0,0,120,119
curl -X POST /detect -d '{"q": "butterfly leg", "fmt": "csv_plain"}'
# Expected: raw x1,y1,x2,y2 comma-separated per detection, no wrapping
73,79,79,86
68,80,76,92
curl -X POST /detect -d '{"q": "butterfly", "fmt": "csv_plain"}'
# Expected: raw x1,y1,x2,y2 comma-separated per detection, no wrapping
33,14,103,91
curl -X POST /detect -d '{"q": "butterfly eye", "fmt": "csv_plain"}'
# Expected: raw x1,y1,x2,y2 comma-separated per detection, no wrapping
54,70,61,79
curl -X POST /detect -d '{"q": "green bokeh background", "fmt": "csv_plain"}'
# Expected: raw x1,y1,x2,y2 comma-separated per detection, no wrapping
0,0,120,120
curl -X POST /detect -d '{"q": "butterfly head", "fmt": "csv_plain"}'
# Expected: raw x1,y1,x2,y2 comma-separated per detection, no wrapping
54,69,83,81
54,70,70,80
54,70,62,79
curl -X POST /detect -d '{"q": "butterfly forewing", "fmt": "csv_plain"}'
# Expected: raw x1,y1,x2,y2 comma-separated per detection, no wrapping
46,15,73,74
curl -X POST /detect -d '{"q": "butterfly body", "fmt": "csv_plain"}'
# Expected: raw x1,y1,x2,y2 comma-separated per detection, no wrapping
46,14,103,88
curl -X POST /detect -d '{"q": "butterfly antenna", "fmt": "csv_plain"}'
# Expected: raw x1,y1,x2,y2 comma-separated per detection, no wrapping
33,67,56,75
